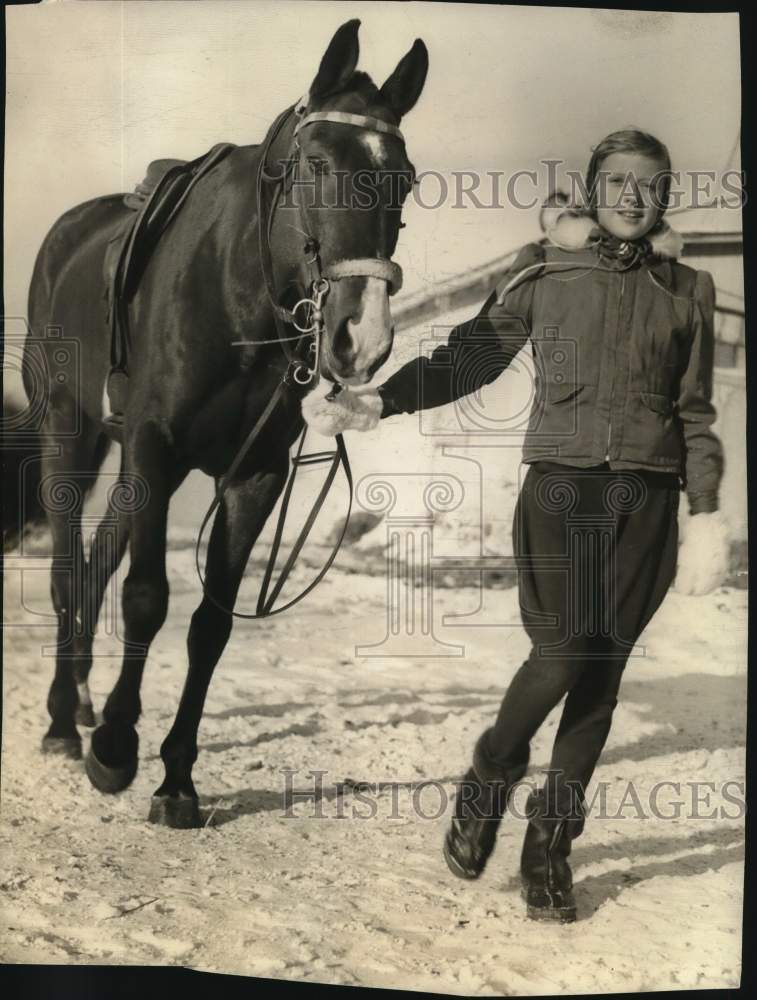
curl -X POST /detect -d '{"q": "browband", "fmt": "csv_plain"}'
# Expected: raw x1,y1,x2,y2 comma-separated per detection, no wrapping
294,111,405,142
323,258,403,296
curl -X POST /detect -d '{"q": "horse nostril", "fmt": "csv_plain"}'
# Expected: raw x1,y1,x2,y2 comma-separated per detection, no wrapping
331,317,356,368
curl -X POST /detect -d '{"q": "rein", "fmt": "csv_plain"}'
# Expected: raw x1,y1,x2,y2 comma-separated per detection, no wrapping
195,102,405,618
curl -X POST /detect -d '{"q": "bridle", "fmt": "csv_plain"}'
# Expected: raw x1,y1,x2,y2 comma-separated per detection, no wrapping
253,99,405,385
196,98,409,618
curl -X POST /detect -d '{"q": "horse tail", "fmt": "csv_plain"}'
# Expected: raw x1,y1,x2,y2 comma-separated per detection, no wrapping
2,399,47,552
3,399,113,552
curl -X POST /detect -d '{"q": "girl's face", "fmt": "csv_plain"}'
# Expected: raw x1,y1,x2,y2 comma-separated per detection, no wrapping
594,151,667,241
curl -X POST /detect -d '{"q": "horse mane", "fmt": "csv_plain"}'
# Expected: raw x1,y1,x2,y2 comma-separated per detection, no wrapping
340,71,382,105
314,72,395,119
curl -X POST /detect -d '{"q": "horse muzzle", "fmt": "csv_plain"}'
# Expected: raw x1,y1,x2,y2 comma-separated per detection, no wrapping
318,259,401,384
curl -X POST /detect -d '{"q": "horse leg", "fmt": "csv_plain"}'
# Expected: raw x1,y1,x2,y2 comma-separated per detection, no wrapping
73,461,132,727
149,459,288,828
41,492,85,758
85,423,177,793
39,420,113,757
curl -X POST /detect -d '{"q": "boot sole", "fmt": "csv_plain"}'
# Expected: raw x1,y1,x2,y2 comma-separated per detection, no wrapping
521,886,576,923
525,903,576,923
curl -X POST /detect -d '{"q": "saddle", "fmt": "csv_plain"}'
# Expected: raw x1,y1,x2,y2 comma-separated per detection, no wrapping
102,142,237,438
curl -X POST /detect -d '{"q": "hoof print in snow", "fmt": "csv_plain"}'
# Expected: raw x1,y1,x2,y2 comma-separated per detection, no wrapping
41,735,82,760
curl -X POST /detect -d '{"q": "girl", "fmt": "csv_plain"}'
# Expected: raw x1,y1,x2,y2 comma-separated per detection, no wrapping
303,128,729,922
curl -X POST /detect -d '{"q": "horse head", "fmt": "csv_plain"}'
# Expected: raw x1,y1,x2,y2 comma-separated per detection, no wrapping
289,19,428,386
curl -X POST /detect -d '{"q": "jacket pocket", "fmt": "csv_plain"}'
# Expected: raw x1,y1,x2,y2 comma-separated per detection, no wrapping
548,382,585,404
528,381,585,435
640,391,673,416
524,381,595,457
623,390,681,466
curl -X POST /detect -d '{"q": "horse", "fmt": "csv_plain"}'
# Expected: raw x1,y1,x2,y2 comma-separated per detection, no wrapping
21,19,428,828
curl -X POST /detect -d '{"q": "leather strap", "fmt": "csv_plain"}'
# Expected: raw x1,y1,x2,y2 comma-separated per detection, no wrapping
195,380,353,620
195,380,288,604
255,104,303,340
255,430,352,617
294,110,405,141
195,382,353,620
324,258,403,295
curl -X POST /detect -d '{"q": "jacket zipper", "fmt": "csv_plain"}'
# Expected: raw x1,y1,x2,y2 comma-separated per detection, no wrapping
605,270,626,461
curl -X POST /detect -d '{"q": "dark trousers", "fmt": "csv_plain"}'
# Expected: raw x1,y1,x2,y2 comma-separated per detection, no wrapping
484,461,680,804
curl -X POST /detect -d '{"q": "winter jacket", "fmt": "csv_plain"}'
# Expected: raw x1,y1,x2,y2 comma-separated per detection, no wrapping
378,216,724,514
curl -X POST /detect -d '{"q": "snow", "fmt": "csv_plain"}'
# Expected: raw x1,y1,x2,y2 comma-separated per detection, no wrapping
1,534,746,990
1,297,747,991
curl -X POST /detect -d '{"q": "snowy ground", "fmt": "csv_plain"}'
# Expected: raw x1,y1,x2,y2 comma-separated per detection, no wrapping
2,301,747,992
1,529,746,992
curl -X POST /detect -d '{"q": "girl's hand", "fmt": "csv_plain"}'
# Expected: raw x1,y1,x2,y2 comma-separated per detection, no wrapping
301,381,383,436
674,510,730,596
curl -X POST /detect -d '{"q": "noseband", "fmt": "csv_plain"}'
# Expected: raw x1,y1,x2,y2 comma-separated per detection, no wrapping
255,102,405,384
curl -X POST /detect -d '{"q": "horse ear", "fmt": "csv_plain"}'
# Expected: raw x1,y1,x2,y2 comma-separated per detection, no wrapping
379,39,429,119
309,19,361,101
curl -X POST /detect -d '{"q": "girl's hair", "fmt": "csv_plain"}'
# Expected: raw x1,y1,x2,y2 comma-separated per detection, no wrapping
585,128,672,223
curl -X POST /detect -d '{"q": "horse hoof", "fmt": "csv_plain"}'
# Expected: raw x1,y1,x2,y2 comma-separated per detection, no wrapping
85,724,139,794
75,703,97,728
41,735,82,759
148,794,202,829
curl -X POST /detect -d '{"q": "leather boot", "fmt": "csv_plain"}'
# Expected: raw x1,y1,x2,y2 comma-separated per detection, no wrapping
443,730,529,880
520,786,585,923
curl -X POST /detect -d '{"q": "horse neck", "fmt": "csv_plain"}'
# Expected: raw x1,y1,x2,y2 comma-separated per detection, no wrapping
231,105,304,304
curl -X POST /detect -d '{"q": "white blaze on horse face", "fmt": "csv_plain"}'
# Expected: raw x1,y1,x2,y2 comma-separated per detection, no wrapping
346,276,392,383
359,133,389,168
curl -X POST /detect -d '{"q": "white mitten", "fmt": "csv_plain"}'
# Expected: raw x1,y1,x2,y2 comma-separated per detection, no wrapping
674,510,730,596
301,381,383,436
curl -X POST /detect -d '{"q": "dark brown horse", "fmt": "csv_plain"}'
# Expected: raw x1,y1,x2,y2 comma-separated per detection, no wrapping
21,20,428,827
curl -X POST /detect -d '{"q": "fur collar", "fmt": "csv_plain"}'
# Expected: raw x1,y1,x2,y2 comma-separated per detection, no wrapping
546,210,684,260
